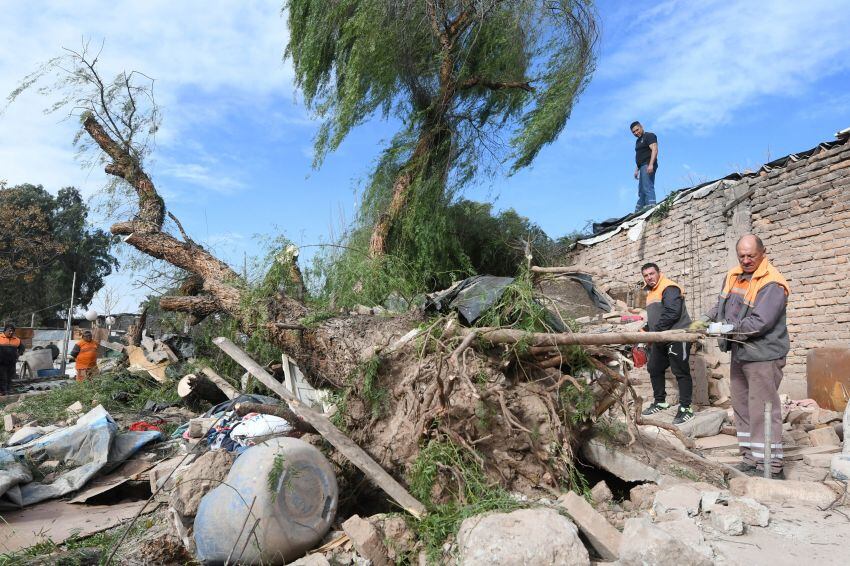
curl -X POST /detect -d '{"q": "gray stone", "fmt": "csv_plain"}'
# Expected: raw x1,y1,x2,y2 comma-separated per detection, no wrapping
726,497,769,527
582,438,662,482
286,555,331,566
730,476,838,508
652,484,703,518
619,518,713,566
557,491,621,560
457,508,589,566
170,450,234,517
342,515,390,566
629,483,660,509
590,480,613,505
677,408,726,438
710,506,744,535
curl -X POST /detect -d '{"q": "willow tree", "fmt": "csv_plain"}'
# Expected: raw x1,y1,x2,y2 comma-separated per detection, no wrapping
286,0,598,276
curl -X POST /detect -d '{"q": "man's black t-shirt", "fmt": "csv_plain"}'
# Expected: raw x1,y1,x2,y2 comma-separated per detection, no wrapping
635,132,658,167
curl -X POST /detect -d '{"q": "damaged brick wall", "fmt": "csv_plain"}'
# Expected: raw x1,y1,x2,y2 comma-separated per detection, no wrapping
567,134,850,399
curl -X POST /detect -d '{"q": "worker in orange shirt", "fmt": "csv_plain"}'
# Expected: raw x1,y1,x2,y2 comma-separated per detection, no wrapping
0,324,25,395
70,330,99,381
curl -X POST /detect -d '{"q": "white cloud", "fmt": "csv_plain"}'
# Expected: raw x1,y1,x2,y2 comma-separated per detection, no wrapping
573,0,850,136
0,0,294,197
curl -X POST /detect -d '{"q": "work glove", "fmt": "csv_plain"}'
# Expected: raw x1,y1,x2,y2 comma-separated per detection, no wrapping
707,322,735,335
688,320,708,331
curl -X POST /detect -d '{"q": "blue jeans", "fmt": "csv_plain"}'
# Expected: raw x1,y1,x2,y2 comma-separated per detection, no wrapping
636,164,657,211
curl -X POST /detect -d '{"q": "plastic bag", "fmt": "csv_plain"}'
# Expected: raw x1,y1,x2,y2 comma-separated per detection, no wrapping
230,413,293,439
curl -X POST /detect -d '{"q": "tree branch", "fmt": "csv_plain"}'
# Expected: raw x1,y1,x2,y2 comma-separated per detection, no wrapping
459,77,535,92
159,295,222,316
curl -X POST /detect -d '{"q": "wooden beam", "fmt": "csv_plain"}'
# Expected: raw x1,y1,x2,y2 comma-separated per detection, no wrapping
200,366,240,400
466,328,702,346
213,337,427,518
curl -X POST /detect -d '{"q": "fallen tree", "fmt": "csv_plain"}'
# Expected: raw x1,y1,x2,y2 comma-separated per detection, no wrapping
14,48,723,521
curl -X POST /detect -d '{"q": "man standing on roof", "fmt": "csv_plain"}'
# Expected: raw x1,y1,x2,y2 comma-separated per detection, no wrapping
70,329,99,382
0,324,25,395
691,234,790,479
640,263,694,425
631,121,658,212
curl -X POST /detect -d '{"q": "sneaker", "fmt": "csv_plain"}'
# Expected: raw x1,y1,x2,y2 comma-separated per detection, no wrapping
642,402,670,416
672,406,695,424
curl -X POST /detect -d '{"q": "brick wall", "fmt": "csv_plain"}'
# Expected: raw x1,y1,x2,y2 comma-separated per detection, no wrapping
567,135,850,399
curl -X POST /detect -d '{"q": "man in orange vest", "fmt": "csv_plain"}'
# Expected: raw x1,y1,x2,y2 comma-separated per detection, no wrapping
694,234,790,479
70,329,99,382
0,324,25,395
640,263,694,424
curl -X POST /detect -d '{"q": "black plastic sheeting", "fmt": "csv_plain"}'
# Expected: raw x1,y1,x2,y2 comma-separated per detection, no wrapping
568,273,613,312
424,275,515,325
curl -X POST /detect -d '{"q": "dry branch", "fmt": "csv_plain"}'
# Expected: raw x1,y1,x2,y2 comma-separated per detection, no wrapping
469,328,701,346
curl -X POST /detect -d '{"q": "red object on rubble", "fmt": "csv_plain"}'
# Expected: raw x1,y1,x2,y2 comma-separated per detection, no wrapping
129,420,164,432
632,346,648,368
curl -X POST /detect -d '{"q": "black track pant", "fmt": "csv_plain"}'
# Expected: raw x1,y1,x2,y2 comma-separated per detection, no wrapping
647,341,693,407
0,363,15,395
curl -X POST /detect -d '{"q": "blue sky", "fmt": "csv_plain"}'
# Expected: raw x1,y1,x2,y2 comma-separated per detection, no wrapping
2,0,850,312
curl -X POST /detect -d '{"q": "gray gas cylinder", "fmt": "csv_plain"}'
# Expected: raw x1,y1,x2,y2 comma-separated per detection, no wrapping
193,437,338,564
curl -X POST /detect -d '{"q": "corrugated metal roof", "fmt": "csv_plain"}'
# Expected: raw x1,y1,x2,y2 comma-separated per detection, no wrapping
576,126,850,247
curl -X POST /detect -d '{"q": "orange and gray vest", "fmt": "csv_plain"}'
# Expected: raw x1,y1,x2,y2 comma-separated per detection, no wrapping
645,275,691,332
716,260,790,361
0,335,24,365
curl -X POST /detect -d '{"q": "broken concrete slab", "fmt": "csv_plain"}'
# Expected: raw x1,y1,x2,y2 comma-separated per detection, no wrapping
342,515,390,566
785,444,841,460
629,483,660,510
711,506,744,535
581,438,662,483
804,453,836,468
652,484,704,519
286,555,331,566
730,477,839,508
170,449,234,518
557,491,621,560
3,413,19,432
677,408,726,438
619,518,713,566
590,480,613,505
457,508,589,566
809,426,841,446
66,400,84,416
694,433,738,450
727,497,769,527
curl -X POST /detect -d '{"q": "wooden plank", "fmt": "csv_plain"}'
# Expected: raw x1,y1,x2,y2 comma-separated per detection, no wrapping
213,337,427,518
200,366,240,400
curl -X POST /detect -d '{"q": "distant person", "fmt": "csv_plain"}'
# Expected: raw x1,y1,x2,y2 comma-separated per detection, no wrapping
631,121,658,212
0,324,25,395
640,263,694,424
70,330,99,382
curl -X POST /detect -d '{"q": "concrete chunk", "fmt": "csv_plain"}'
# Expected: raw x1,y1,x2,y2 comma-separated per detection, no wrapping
457,508,589,566
652,484,703,518
808,426,841,446
726,497,769,527
710,506,744,535
3,413,19,432
803,453,835,468
619,518,713,566
729,477,838,508
582,438,661,482
342,515,390,566
590,481,613,505
557,491,621,560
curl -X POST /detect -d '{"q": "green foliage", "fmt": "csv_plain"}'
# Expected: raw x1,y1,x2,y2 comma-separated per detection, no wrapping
558,383,596,425
13,369,180,425
286,0,598,298
408,439,523,562
447,199,554,277
0,184,118,325
476,272,554,333
268,453,286,502
359,355,387,418
648,192,677,223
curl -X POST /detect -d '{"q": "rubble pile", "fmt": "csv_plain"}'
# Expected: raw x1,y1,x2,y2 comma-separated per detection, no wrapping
0,275,848,565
